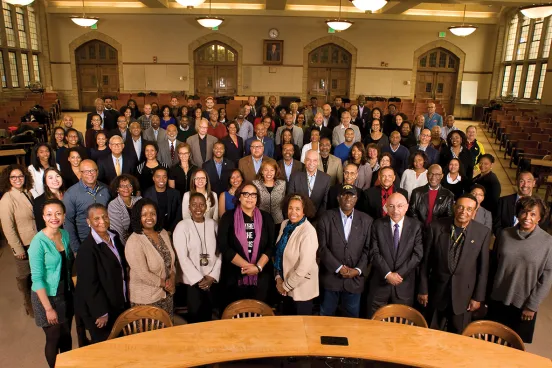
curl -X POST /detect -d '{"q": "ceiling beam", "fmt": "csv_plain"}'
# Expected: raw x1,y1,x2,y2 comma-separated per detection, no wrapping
139,0,168,7
380,0,422,14
266,0,286,10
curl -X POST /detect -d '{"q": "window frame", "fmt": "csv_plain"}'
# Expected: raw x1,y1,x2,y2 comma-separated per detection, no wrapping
500,13,551,101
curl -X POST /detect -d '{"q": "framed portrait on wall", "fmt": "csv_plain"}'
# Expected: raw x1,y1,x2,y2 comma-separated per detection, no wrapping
263,40,283,65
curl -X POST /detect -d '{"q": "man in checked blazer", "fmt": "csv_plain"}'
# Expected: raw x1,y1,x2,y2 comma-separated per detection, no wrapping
367,192,423,317
287,149,330,220
317,185,372,318
187,118,218,168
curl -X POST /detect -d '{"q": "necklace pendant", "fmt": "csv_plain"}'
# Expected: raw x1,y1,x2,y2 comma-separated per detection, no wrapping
200,254,210,266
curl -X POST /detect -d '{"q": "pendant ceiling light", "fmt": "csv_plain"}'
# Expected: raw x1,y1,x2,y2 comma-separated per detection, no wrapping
326,0,353,31
4,0,34,5
448,5,477,37
71,0,99,27
175,0,206,8
350,0,387,13
520,4,552,19
196,0,223,29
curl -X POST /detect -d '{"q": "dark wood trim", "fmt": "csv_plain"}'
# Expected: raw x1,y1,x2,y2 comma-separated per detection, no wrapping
463,71,493,75
242,63,303,67
122,62,190,65
356,66,412,71
50,61,71,65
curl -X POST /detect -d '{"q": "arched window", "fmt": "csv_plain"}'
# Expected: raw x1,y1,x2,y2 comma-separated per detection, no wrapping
500,14,552,100
194,42,237,96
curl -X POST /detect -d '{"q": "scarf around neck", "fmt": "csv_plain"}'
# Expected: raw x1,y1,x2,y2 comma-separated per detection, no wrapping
234,206,263,286
275,217,307,274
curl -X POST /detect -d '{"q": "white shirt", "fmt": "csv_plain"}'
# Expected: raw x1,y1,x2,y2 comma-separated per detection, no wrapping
28,163,61,198
307,171,317,197
112,154,123,172
133,137,142,159
335,209,362,276
385,217,405,280
399,169,428,200
300,142,320,163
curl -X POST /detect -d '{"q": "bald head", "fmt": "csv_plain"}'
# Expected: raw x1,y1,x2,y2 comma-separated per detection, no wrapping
387,192,408,222
80,159,98,187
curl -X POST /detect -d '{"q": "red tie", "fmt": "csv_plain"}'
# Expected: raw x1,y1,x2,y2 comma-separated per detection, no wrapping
170,142,175,161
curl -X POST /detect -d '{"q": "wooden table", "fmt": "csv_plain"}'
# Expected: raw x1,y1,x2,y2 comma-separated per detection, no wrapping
0,148,26,165
531,158,552,169
55,316,551,368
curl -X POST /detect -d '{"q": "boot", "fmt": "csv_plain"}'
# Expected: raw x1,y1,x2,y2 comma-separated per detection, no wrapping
16,277,34,318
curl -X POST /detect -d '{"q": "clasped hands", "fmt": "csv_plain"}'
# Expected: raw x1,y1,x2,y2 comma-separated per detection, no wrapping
339,265,360,279
385,272,403,285
240,263,259,276
160,276,176,295
416,295,481,313
198,275,215,290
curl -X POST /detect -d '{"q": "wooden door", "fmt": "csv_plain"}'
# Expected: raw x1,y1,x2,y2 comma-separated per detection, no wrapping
99,65,119,97
415,71,435,101
216,66,237,96
329,69,349,102
435,73,456,115
78,65,100,112
195,66,215,96
194,42,237,97
308,67,328,104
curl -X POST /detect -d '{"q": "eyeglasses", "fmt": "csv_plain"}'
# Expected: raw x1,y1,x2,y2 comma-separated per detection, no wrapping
119,184,133,189
194,177,207,181
9,175,24,181
456,205,474,213
178,152,190,156
241,192,258,199
251,145,263,149
110,143,123,147
81,169,98,175
387,204,406,210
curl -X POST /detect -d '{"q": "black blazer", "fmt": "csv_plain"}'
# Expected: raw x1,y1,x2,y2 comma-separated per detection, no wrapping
75,232,128,320
472,171,501,216
33,193,47,230
361,186,408,220
274,143,301,162
202,158,235,196
409,145,440,166
492,193,516,236
407,184,454,224
317,208,372,294
326,184,363,211
277,159,304,182
287,170,331,220
123,137,148,164
303,125,332,145
97,153,136,186
419,217,490,315
221,135,244,166
439,147,474,186
216,209,275,288
368,216,424,300
143,186,182,233
86,111,117,131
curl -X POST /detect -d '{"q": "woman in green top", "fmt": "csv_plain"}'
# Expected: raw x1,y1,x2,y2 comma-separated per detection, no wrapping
28,199,74,368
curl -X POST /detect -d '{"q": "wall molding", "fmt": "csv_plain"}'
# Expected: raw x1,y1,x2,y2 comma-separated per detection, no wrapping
122,62,189,66
50,61,71,65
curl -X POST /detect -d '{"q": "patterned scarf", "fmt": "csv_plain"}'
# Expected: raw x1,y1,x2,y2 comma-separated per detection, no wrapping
234,206,263,286
274,217,306,274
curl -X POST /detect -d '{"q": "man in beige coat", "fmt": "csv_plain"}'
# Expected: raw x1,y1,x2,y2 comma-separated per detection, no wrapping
187,118,218,167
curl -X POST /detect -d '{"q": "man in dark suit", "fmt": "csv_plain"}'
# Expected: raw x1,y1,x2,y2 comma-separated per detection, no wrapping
493,171,535,236
108,115,132,145
408,164,454,226
367,192,423,317
409,128,439,165
318,185,372,317
266,43,280,61
86,98,117,131
143,166,182,233
418,193,490,333
104,96,120,123
287,149,330,220
277,143,303,182
382,131,409,177
361,167,407,220
97,135,136,185
203,142,235,195
123,122,146,164
245,122,275,158
331,96,346,120
357,95,371,126
327,163,363,210
304,112,332,145
322,103,339,130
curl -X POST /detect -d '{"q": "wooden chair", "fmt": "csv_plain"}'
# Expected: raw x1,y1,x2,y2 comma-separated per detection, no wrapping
504,132,530,158
510,139,539,167
524,126,543,135
498,125,522,148
371,304,428,328
462,320,525,351
107,306,173,340
221,299,275,319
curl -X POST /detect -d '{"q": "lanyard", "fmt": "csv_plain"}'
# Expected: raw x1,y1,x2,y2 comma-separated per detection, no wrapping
450,225,465,247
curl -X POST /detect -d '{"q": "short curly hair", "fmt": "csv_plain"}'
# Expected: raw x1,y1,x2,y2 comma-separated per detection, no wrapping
515,195,548,222
0,164,33,192
281,192,316,219
110,173,140,198
131,198,163,234
408,150,429,170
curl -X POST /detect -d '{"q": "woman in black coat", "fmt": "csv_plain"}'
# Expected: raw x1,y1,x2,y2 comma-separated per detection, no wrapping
472,153,501,216
216,183,275,309
439,130,474,186
221,121,244,166
75,204,128,343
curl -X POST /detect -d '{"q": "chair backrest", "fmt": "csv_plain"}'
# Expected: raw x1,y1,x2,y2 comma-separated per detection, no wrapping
462,320,525,351
507,132,530,142
524,126,543,134
539,141,552,153
107,306,173,340
371,304,428,328
504,125,522,134
221,299,275,319
516,140,539,149
530,133,550,143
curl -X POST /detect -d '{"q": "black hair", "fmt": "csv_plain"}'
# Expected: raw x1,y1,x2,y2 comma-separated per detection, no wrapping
86,203,107,218
515,195,548,223
446,129,468,150
42,198,66,215
0,164,33,192
477,153,495,164
408,150,429,170
281,193,316,219
42,167,66,199
457,193,478,205
469,183,486,196
152,166,168,177
31,143,57,171
131,198,163,234
110,173,140,198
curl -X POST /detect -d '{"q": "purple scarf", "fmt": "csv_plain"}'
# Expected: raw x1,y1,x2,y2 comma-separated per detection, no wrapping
234,205,263,286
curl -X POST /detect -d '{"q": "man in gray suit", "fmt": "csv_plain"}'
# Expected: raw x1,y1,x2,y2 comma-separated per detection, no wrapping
287,149,330,220
275,113,304,149
143,115,166,142
367,192,423,317
317,185,372,317
187,118,218,168
158,124,181,167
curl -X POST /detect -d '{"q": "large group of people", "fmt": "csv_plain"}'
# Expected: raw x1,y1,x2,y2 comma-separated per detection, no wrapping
1,95,551,367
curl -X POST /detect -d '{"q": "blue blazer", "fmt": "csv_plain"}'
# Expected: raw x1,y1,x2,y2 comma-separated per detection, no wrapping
245,136,275,159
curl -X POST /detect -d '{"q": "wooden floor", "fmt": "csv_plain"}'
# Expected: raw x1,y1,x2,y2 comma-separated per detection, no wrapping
0,116,550,368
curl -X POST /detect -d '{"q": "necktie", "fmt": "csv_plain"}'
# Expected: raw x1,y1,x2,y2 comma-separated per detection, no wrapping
170,142,175,161
393,224,400,253
307,175,314,197
154,130,158,141
115,158,121,176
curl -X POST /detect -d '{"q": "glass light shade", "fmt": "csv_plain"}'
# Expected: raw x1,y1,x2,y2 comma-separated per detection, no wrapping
196,17,223,28
448,25,477,37
71,17,99,27
5,0,34,5
520,5,552,19
351,0,387,12
175,0,206,7
326,20,353,31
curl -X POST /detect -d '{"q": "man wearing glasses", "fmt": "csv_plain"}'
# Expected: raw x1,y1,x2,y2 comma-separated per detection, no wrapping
97,135,136,185
409,128,439,165
367,192,423,317
238,139,276,182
